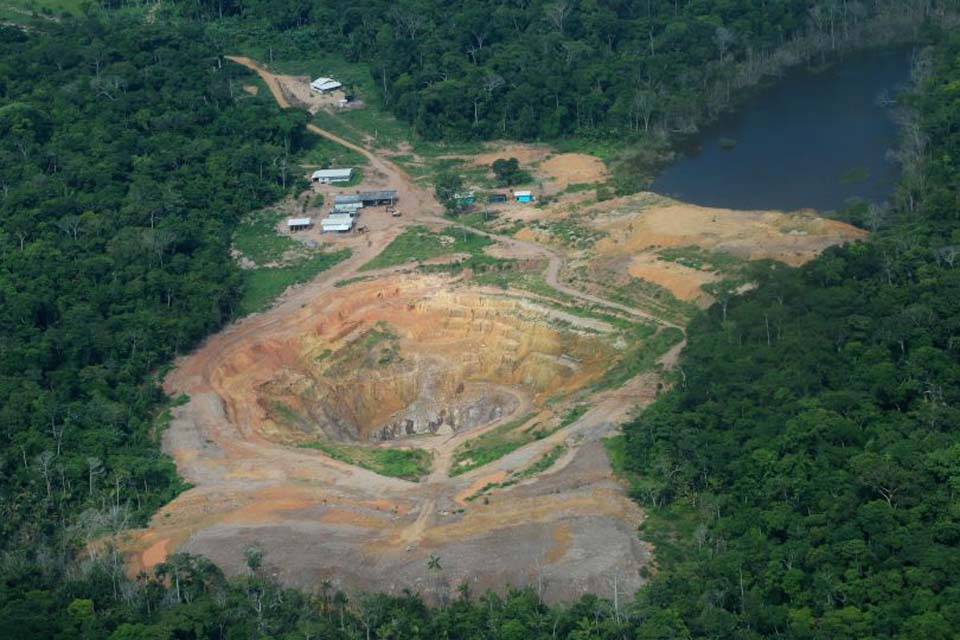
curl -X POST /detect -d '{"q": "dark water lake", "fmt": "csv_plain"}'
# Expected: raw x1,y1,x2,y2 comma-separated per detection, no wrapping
652,48,913,212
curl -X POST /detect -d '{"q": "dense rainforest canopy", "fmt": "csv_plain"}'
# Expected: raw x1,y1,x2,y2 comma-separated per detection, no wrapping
177,0,953,141
0,17,310,555
1,2,960,639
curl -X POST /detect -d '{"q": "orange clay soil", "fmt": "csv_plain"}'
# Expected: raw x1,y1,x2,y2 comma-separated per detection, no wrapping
123,270,659,602
592,197,866,266
539,153,608,188
120,56,866,605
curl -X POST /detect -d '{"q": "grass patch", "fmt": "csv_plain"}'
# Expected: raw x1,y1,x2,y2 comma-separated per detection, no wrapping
565,182,598,193
516,445,567,479
451,210,525,236
572,265,696,325
299,440,432,481
418,253,517,277
239,249,351,315
233,207,352,315
559,404,590,428
234,209,297,265
464,444,568,501
657,246,745,273
451,403,589,477
299,132,368,168
312,106,412,152
450,412,539,477
334,275,374,288
527,216,605,249
324,322,400,373
360,225,493,271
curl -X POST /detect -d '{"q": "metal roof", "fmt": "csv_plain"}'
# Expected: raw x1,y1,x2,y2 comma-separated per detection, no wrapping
311,168,353,179
514,190,533,197
310,77,342,92
287,218,311,226
359,190,398,200
334,194,363,204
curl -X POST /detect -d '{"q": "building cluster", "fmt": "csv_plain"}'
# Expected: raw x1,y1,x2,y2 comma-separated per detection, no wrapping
287,187,398,234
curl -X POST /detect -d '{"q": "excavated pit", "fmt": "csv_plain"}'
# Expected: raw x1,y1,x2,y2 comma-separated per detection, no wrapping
210,277,620,443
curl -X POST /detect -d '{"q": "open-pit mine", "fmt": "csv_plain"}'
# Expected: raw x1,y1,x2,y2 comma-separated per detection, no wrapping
122,56,868,604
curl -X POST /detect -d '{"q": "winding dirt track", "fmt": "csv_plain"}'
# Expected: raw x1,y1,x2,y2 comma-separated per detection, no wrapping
125,57,680,603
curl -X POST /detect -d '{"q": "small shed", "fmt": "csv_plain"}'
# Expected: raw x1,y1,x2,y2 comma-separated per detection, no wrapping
310,77,342,93
487,193,508,203
311,168,353,184
321,214,355,233
359,190,398,206
287,217,312,232
514,190,534,203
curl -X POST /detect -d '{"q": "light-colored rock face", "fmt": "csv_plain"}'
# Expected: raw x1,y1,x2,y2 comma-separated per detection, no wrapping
213,279,618,443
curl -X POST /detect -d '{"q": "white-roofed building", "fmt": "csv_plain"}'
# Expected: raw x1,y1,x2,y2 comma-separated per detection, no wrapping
311,168,353,184
287,217,312,231
321,214,355,233
310,77,342,93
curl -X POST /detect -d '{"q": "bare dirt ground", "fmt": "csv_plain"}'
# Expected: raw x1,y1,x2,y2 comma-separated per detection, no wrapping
540,153,608,189
592,197,867,266
121,56,863,604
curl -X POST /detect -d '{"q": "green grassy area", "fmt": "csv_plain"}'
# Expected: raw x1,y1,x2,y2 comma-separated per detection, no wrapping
299,440,432,482
239,250,351,315
527,216,606,249
469,267,641,330
451,209,526,236
565,181,599,193
657,245,745,273
550,137,627,162
516,444,567,479
558,404,590,428
464,444,568,501
450,403,590,477
324,322,400,373
233,209,297,265
233,209,351,314
299,133,368,168
570,265,696,325
450,412,539,477
359,225,493,271
592,326,684,391
334,275,374,288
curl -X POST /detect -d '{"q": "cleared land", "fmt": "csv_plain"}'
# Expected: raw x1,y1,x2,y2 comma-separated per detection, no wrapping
122,56,867,605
